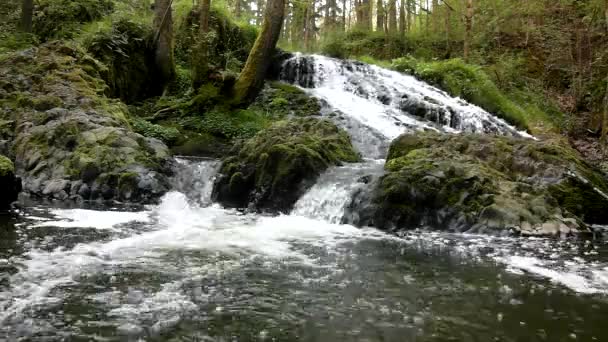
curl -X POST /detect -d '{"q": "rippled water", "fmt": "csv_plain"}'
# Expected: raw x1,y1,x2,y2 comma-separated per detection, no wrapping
2,58,607,341
1,178,608,341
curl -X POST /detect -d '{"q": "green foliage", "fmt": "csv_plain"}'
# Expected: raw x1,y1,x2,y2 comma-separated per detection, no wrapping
0,155,14,177
166,64,193,96
320,30,408,60
174,7,257,72
131,118,180,144
33,0,115,41
392,57,550,131
0,33,38,55
82,18,158,103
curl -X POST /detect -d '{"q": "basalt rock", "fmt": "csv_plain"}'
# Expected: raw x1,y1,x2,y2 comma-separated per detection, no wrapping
213,117,360,213
346,132,608,237
0,42,173,203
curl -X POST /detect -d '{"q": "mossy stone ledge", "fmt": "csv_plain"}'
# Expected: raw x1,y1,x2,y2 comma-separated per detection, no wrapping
0,42,173,203
346,132,608,237
212,117,360,213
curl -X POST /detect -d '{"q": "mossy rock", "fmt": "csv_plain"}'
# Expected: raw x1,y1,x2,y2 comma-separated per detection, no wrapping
0,42,172,203
213,117,360,213
348,132,608,236
0,155,21,210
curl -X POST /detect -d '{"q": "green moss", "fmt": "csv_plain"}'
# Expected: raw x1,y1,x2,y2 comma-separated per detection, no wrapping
0,155,14,177
214,118,360,212
370,131,608,233
392,57,534,130
34,0,115,42
118,172,139,194
82,18,159,103
131,118,180,145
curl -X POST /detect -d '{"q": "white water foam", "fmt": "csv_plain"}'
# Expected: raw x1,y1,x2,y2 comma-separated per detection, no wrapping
281,54,532,144
0,191,391,326
31,208,150,230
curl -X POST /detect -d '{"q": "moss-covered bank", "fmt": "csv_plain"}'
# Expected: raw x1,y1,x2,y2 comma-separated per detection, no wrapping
0,42,173,202
347,132,608,236
213,117,360,212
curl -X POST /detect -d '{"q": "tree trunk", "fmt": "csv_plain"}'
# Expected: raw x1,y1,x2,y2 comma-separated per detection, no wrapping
235,0,242,18
425,0,429,32
377,0,384,32
463,0,473,62
362,0,371,29
343,0,347,30
407,0,412,31
399,0,406,36
232,0,286,104
192,0,211,88
445,4,450,56
21,0,34,33
432,0,437,32
602,0,608,146
154,0,175,91
388,0,397,33
256,0,265,26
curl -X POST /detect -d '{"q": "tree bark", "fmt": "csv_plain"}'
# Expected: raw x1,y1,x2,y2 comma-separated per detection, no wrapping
232,0,286,104
432,0,437,32
235,0,242,18
377,0,384,32
399,0,405,36
407,0,412,31
463,0,473,62
21,0,34,33
343,0,347,30
192,0,211,88
154,0,175,90
602,0,608,146
388,0,397,33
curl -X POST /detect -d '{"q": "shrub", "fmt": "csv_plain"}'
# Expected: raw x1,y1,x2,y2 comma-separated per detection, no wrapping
34,0,115,41
82,18,159,103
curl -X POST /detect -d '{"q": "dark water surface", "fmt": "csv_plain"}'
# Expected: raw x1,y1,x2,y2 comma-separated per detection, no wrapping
1,194,607,342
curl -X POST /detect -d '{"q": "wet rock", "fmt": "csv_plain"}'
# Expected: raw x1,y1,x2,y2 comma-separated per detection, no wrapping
0,42,173,203
213,117,360,213
0,155,21,210
347,132,608,236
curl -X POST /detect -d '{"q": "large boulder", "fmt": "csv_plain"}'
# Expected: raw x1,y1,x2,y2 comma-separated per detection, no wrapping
346,132,608,236
213,117,360,213
0,155,21,210
0,42,173,202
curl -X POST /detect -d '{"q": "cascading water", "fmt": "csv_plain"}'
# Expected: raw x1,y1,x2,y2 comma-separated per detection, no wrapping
1,58,608,341
280,54,530,156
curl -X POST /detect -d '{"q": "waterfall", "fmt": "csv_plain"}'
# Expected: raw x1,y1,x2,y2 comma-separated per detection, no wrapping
280,54,530,159
281,54,533,221
172,157,221,206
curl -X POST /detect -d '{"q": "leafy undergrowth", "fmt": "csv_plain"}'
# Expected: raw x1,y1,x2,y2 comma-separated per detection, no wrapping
130,82,322,157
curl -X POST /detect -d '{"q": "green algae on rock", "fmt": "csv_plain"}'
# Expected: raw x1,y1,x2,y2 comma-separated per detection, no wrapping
347,132,608,236
0,42,172,202
213,117,360,213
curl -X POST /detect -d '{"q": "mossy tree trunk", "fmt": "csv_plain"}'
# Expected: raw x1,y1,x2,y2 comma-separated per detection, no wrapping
232,0,286,105
399,0,406,36
192,0,211,88
463,0,473,62
21,0,33,33
388,0,397,33
154,0,175,91
603,0,608,148
376,0,384,32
